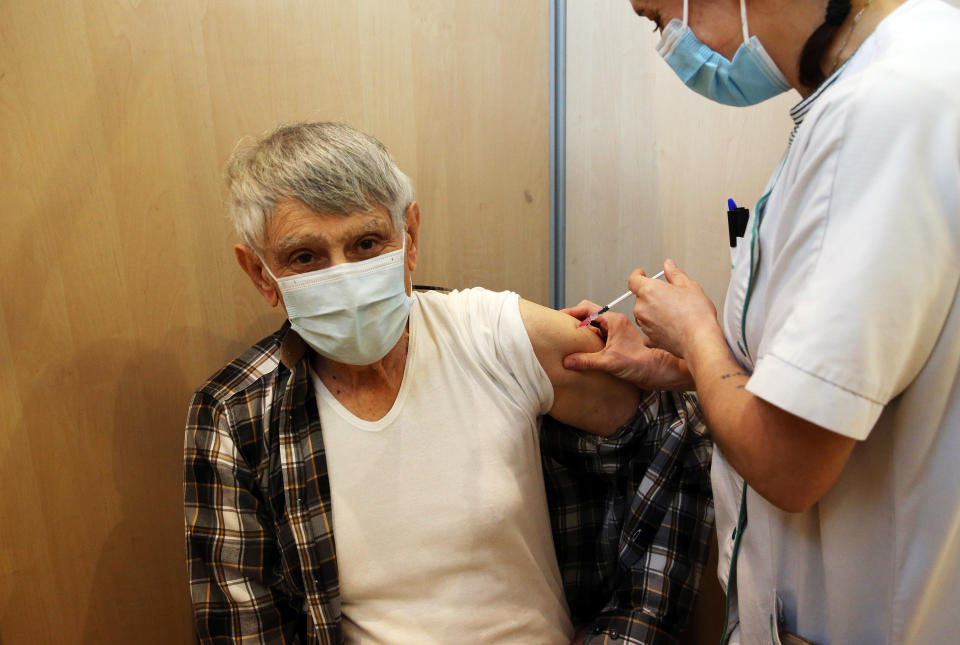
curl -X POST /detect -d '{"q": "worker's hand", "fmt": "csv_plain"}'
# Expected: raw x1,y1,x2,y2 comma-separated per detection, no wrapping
561,302,693,391
560,299,606,338
629,259,720,360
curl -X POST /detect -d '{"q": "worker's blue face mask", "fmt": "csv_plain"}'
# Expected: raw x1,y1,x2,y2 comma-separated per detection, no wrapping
262,239,413,365
656,0,791,106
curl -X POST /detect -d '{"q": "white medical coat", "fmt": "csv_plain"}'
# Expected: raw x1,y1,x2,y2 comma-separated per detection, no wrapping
715,1,960,643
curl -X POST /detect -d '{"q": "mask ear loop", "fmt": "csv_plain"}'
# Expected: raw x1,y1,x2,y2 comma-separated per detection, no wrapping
254,254,284,305
739,0,751,45
258,255,280,283
399,234,413,292
681,0,747,42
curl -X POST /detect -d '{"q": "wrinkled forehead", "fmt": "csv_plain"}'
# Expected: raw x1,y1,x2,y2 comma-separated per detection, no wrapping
264,200,397,249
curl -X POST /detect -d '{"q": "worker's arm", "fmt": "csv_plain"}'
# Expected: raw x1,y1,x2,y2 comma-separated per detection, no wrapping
681,325,856,512
629,261,856,512
519,299,641,436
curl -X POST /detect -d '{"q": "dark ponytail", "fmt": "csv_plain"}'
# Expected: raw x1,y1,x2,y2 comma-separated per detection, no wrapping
798,0,852,88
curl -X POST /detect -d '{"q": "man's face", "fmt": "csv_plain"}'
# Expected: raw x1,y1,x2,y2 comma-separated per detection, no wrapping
266,199,404,275
627,0,743,59
236,199,420,309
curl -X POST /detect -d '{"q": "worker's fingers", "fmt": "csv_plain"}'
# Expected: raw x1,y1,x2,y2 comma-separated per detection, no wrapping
584,314,610,342
595,312,630,341
591,314,610,333
627,268,649,295
560,299,601,319
662,258,690,286
562,349,617,374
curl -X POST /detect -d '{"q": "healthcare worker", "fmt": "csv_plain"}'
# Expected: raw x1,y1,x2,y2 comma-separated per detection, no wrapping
563,0,960,643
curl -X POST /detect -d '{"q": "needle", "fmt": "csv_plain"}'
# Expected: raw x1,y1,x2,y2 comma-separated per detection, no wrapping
577,270,665,328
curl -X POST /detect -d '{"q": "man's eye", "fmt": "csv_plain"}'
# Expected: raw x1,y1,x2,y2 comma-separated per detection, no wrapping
357,238,377,251
292,252,314,265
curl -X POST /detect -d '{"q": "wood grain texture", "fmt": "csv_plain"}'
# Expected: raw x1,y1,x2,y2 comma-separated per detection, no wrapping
564,0,795,312
0,1,547,643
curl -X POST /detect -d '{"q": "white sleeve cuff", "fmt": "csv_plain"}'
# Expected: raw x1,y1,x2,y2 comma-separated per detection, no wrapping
746,353,883,441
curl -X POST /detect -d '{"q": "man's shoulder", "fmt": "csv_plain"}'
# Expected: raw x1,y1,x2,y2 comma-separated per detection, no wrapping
415,287,522,351
417,285,514,308
185,325,292,477
192,324,288,407
416,286,518,326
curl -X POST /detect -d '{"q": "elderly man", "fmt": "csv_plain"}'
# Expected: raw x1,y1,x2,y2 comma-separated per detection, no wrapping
185,122,712,644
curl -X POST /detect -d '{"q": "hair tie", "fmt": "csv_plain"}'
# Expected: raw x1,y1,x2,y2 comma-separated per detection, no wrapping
825,0,853,26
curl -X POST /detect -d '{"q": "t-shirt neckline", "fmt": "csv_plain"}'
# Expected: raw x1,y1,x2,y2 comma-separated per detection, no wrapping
310,295,421,431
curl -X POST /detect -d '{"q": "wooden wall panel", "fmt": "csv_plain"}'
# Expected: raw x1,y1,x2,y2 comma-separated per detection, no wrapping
564,0,795,311
0,1,548,643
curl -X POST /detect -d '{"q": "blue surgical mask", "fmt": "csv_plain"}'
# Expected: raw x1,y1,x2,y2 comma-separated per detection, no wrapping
263,241,413,365
656,0,791,106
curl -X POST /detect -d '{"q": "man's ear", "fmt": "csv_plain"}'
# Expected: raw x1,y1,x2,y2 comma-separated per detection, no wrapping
234,244,280,307
404,201,421,272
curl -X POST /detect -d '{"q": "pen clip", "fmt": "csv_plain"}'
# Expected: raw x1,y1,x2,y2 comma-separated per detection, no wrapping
727,199,749,247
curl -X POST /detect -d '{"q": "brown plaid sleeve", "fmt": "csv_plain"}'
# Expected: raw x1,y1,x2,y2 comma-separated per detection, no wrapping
184,387,308,643
543,390,714,645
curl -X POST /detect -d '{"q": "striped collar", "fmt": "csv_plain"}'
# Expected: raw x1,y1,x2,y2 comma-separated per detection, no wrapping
788,59,852,146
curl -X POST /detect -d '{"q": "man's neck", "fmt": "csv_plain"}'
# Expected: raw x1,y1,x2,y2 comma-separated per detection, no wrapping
313,328,410,421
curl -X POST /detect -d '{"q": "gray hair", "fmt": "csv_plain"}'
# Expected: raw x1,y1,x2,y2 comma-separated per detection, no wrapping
225,122,414,251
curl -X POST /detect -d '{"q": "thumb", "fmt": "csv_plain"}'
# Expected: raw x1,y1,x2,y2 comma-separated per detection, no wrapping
663,258,689,286
563,351,613,374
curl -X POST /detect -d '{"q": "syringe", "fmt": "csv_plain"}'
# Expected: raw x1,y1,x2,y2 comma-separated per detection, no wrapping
577,270,665,328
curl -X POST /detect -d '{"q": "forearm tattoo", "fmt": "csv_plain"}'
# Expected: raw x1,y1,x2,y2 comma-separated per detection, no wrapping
720,371,749,389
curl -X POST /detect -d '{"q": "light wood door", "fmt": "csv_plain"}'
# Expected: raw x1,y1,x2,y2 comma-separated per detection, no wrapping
564,0,795,311
0,1,548,642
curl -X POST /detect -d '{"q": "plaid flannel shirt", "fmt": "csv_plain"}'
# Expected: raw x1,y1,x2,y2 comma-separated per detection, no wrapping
184,323,713,644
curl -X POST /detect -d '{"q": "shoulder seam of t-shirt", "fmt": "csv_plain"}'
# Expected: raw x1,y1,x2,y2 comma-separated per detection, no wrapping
493,290,522,364
502,293,554,416
442,288,524,382
454,287,512,366
420,288,485,360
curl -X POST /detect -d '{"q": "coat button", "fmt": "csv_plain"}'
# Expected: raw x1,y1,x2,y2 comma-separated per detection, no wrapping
610,631,620,640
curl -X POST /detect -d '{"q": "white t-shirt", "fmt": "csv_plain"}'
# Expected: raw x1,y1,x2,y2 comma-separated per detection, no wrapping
312,288,573,644
717,1,960,643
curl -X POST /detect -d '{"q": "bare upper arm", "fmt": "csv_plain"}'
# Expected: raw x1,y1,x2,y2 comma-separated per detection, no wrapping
518,298,640,435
